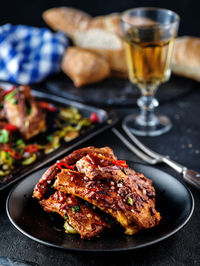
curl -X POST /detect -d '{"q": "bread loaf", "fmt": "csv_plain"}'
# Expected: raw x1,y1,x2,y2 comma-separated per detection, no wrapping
43,7,128,74
61,47,110,87
42,7,92,37
172,36,200,81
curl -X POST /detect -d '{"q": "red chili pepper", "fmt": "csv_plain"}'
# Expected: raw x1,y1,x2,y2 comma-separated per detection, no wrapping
4,148,22,160
24,144,38,154
112,160,128,168
38,101,57,112
4,124,18,132
56,162,75,170
90,112,99,123
3,86,18,96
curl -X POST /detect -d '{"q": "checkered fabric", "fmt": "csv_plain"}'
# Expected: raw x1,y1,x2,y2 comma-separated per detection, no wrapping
0,24,69,84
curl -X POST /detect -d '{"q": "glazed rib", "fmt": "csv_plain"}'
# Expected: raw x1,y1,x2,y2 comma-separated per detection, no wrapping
40,191,110,239
76,152,161,230
54,169,160,234
33,146,116,200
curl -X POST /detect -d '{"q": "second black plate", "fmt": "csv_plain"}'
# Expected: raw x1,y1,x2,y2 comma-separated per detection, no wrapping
44,74,194,107
6,162,194,252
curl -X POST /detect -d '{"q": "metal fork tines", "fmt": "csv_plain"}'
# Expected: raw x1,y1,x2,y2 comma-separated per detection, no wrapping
112,127,200,190
112,128,158,165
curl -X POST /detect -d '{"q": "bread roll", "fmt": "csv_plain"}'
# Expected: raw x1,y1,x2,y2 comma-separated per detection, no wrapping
172,36,200,81
61,47,110,87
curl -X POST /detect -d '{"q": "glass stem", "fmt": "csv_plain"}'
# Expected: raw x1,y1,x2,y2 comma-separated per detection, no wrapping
136,92,159,127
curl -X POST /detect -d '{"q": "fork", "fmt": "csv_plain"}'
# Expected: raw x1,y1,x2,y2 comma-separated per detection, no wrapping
112,127,200,190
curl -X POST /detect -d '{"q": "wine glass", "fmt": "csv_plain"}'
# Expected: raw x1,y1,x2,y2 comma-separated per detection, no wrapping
121,7,180,136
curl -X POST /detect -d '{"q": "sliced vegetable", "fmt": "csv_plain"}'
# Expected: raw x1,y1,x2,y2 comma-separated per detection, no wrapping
56,162,75,170
4,124,18,132
76,118,91,131
0,129,9,143
112,160,128,168
10,98,18,104
90,112,99,123
15,139,23,145
0,150,13,167
3,86,17,96
46,135,53,142
64,130,79,142
24,145,38,154
38,101,57,112
0,170,11,176
22,153,37,165
60,107,81,121
64,221,78,234
4,148,22,160
4,88,18,101
44,136,60,154
0,103,3,108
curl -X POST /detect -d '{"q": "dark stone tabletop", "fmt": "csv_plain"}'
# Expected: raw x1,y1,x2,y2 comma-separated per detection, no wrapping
0,77,200,266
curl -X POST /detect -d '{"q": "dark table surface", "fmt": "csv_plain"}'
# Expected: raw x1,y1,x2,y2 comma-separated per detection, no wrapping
0,78,200,266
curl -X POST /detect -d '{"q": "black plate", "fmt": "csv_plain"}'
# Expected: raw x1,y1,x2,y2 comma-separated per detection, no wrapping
43,74,195,107
6,162,194,252
0,90,118,191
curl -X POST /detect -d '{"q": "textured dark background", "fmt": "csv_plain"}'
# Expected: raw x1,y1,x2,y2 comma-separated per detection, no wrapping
0,1,200,265
0,0,200,36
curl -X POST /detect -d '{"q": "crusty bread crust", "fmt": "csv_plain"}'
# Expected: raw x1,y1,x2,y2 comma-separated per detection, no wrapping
61,47,110,87
42,7,92,37
172,36,200,81
88,47,128,73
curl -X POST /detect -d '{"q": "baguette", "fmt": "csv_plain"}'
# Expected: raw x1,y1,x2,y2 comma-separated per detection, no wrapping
172,36,200,81
42,7,92,37
61,47,110,87
43,7,128,73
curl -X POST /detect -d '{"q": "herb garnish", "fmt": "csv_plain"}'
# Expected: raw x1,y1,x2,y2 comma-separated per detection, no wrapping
127,196,133,206
72,205,80,212
0,129,9,143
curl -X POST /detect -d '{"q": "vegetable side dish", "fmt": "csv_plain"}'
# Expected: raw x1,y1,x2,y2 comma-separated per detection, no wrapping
33,146,161,239
0,86,96,180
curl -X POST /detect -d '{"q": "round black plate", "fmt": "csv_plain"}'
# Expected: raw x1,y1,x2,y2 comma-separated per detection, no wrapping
6,162,194,252
44,74,194,107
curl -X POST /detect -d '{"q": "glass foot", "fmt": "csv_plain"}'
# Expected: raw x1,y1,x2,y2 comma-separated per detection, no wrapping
123,113,172,136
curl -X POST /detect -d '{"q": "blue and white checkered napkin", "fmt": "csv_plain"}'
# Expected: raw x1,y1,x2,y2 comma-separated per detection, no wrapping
0,24,69,84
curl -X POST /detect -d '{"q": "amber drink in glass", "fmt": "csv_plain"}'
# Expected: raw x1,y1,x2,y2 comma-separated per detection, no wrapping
121,8,179,136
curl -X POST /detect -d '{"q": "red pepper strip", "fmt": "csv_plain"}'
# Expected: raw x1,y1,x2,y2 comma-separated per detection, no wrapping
38,101,57,112
4,148,22,160
56,162,75,170
90,112,99,123
4,124,18,132
112,160,128,168
3,86,18,96
24,144,38,154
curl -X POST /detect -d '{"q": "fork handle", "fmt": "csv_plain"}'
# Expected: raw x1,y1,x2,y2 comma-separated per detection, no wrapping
161,156,185,174
183,169,200,189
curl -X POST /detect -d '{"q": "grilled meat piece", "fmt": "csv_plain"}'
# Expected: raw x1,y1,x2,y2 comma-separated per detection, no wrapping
54,169,160,234
76,152,115,180
40,191,110,239
76,152,161,231
4,86,46,139
33,146,116,200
